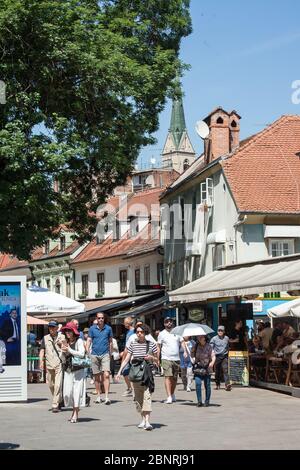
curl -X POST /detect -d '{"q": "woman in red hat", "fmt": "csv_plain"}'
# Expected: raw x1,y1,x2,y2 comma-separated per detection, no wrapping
60,322,86,423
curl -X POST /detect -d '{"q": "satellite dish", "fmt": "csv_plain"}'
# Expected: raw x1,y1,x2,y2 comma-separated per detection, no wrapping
195,120,210,139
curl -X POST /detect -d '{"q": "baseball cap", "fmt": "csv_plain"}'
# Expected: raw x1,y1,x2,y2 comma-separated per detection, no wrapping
218,325,225,331
164,316,173,323
48,320,59,327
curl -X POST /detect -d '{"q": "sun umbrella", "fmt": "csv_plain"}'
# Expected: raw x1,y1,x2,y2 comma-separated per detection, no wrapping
27,315,48,325
27,285,85,314
171,323,214,337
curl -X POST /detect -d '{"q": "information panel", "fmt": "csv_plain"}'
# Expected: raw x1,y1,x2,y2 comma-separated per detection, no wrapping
228,351,249,386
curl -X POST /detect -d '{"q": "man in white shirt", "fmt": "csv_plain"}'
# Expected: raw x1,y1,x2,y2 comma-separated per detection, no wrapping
157,317,187,404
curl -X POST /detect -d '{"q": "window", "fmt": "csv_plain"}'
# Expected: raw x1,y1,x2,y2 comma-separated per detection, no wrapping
200,178,214,206
60,236,66,252
81,274,89,296
192,255,201,281
180,197,185,239
46,279,50,290
44,240,50,254
269,239,294,257
157,263,164,285
97,272,105,294
216,116,224,124
213,244,225,270
130,217,139,237
120,270,128,293
37,280,41,287
55,278,61,294
144,265,150,285
135,268,141,289
183,159,189,171
65,276,71,298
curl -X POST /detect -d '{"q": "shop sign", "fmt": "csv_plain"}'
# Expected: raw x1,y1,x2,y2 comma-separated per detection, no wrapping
188,309,205,322
245,300,262,313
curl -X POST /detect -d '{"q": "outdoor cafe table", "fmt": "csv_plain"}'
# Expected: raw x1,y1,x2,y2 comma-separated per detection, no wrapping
265,355,289,385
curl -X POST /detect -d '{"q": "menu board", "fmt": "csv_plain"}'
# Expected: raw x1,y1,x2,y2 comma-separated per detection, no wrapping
228,351,249,386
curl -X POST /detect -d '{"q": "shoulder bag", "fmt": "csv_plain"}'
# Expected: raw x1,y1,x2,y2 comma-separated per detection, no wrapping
128,341,150,383
71,340,92,371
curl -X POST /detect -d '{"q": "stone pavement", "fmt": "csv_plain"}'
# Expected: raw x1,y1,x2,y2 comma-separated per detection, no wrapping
1,377,300,450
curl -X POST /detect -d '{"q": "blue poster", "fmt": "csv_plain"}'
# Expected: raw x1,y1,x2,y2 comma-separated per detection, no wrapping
0,283,21,368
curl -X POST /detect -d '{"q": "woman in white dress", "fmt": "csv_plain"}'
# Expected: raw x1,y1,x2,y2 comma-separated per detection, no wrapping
61,322,86,423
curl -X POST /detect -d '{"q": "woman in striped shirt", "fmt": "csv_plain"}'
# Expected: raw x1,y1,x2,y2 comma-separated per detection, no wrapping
116,324,158,430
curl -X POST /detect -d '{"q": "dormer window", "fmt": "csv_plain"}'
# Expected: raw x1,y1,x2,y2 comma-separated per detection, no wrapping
130,216,139,237
216,117,224,124
183,159,189,171
231,120,237,128
60,236,66,252
44,240,50,254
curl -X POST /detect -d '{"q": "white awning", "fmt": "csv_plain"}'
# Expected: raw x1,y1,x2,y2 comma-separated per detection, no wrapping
268,298,300,318
169,257,300,303
264,225,300,238
207,229,226,245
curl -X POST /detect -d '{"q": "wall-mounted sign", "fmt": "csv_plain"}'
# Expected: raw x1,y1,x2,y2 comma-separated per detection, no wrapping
188,309,205,322
244,300,263,313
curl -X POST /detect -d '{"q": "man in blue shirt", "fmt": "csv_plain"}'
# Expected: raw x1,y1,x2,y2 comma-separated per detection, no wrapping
87,312,113,405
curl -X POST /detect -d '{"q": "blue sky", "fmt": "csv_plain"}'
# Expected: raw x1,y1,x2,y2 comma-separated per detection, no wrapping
138,0,300,169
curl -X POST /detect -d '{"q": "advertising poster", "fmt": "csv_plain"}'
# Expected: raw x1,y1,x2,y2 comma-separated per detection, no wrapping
0,282,21,368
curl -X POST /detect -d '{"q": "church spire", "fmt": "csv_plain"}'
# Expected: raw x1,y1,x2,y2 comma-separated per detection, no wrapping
169,80,187,150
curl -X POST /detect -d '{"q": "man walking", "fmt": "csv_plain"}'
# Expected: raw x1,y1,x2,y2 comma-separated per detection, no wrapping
87,312,113,405
210,326,231,391
157,317,187,404
120,316,135,397
39,320,65,412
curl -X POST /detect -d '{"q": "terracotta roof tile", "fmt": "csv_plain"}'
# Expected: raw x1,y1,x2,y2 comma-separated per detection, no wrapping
222,115,300,213
30,240,80,261
0,254,29,271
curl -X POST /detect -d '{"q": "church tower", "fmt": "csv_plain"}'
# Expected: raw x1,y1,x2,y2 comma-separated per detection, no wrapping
161,87,196,174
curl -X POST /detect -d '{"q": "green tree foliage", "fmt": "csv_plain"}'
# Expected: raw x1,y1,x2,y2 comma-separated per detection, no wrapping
0,0,191,259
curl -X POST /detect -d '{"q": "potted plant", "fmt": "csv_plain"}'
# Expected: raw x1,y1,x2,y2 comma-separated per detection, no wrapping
78,293,87,300
95,292,104,298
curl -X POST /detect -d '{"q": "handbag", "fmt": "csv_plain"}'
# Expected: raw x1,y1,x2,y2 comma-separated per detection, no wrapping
71,355,92,371
193,363,208,377
128,341,149,383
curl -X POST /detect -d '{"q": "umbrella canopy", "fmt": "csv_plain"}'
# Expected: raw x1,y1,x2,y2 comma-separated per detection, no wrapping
268,298,300,318
27,315,48,325
171,323,214,337
27,285,85,314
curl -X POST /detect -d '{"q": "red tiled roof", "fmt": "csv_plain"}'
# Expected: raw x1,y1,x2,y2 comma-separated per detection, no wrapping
30,240,80,261
0,254,29,271
72,223,160,264
222,115,300,213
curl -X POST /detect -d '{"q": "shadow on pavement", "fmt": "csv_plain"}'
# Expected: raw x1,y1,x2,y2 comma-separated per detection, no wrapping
0,443,20,450
78,418,101,423
180,402,222,407
28,398,48,403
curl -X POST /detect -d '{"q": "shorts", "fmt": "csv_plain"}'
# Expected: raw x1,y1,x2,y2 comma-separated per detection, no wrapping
122,364,131,377
161,359,180,379
91,354,110,374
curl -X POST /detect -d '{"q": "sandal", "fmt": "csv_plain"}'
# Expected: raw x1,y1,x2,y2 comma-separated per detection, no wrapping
70,417,78,423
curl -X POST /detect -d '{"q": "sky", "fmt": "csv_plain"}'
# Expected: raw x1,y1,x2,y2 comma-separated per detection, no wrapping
137,0,300,169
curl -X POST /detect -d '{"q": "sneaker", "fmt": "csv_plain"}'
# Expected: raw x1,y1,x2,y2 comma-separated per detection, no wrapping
122,389,133,397
95,396,103,404
137,421,145,429
104,398,111,405
204,402,210,407
171,394,176,402
164,396,173,404
144,423,153,431
197,402,203,407
186,387,191,392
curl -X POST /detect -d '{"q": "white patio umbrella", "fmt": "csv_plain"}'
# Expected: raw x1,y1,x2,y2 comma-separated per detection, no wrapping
27,285,85,314
171,323,214,337
268,298,300,318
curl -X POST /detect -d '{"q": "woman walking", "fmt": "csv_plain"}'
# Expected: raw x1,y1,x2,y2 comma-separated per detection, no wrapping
191,335,215,407
116,324,158,431
61,322,86,423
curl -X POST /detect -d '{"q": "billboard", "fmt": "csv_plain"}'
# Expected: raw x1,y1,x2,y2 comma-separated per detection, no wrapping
0,283,21,367
0,277,27,402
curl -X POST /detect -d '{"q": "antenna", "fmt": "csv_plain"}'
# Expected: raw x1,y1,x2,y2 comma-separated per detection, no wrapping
195,120,210,139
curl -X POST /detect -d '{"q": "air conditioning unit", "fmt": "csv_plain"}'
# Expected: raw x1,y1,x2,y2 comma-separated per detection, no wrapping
200,178,214,207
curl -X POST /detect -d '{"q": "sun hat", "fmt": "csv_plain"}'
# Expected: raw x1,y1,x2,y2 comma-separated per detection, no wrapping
61,321,80,337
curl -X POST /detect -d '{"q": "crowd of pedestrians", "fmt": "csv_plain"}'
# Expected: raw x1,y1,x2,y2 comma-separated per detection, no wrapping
38,314,285,430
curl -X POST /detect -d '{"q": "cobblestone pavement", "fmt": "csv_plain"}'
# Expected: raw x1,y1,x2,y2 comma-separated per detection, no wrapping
1,377,300,449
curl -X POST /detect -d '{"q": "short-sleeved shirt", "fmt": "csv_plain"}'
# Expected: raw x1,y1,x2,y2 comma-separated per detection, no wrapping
126,332,156,349
127,339,158,360
230,328,247,351
157,329,182,361
88,324,113,356
180,340,195,368
210,335,229,356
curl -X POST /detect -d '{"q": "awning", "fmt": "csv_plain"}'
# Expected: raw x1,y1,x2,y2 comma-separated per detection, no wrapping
264,225,300,238
27,315,48,325
111,295,168,322
268,298,300,318
169,256,300,303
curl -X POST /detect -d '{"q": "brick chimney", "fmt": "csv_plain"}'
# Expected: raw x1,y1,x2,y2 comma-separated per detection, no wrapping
203,107,241,164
